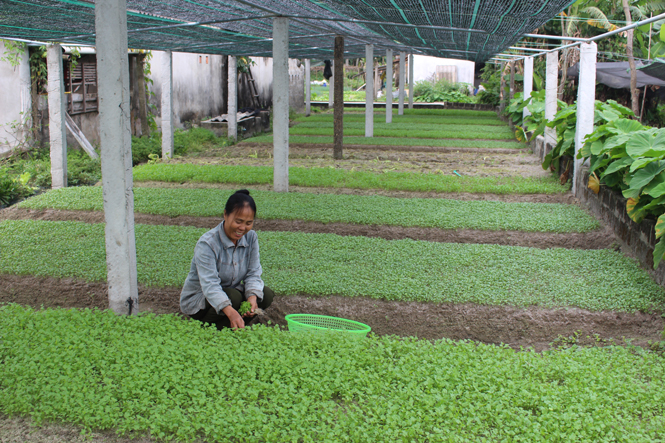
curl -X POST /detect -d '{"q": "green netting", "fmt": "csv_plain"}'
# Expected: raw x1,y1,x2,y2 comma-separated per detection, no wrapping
0,0,574,61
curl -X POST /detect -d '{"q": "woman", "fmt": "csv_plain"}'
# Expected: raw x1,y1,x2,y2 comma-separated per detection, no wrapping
180,189,273,329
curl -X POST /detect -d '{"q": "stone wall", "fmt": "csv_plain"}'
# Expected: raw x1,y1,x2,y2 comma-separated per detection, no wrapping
574,167,665,285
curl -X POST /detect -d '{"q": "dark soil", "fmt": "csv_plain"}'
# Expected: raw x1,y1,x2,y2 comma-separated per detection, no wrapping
2,274,662,352
136,181,577,203
0,207,616,250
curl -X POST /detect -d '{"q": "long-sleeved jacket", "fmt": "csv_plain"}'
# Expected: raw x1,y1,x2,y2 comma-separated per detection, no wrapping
180,221,264,315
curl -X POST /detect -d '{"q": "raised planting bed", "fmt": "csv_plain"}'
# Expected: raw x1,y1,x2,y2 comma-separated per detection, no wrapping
2,304,665,442
1,220,662,312
17,187,600,233
132,164,563,194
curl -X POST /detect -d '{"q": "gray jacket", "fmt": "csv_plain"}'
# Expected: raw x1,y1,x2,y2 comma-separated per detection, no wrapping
180,221,264,315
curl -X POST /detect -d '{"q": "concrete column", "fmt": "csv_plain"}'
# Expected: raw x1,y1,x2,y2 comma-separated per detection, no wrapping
573,42,597,195
385,49,393,123
228,56,237,142
365,44,374,137
499,62,506,110
161,50,174,158
95,0,139,315
523,56,533,121
408,53,414,109
328,61,334,108
545,51,558,146
273,17,289,192
46,44,67,189
305,59,311,117
398,51,406,115
509,60,515,100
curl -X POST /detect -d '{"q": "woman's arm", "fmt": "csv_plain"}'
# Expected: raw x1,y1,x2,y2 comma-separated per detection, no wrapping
243,232,264,300
194,241,232,313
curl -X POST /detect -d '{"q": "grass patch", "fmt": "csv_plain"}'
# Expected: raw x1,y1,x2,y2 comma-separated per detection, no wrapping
294,121,512,135
132,164,566,194
1,220,662,311
290,125,515,140
338,108,498,117
21,187,600,233
247,135,526,150
3,304,665,441
295,114,506,126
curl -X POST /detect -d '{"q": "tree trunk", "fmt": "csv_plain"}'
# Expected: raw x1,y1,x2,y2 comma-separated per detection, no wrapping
221,55,229,114
622,0,640,117
333,35,344,160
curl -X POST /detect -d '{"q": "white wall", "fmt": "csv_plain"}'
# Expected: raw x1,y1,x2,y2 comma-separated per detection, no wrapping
412,55,475,85
149,51,226,128
248,57,304,112
0,41,31,155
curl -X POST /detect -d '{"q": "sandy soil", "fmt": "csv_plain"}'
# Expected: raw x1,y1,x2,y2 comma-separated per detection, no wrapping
0,207,616,250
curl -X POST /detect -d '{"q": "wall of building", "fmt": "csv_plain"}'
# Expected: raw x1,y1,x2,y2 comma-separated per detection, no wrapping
412,55,475,85
0,41,31,155
149,51,226,128
241,57,304,112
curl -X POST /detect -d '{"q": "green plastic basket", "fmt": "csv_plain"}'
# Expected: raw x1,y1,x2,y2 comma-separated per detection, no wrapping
285,314,371,337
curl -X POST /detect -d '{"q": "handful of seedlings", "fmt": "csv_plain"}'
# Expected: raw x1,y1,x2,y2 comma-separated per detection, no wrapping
239,301,265,317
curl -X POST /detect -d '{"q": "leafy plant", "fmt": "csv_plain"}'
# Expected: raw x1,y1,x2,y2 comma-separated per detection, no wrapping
238,301,252,315
2,219,663,311
413,78,476,104
132,164,566,195
20,186,599,233
3,304,665,441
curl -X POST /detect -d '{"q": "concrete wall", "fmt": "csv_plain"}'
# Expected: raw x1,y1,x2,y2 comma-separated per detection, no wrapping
0,41,31,155
149,51,226,128
575,166,665,286
241,57,304,112
412,55,475,85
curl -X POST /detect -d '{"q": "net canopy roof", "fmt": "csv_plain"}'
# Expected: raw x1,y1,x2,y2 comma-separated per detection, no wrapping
0,0,574,62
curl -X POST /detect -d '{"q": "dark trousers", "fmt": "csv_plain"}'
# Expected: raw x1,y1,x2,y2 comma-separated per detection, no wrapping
190,286,274,330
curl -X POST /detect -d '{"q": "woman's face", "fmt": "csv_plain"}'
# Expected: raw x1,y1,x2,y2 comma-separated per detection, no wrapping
223,204,255,244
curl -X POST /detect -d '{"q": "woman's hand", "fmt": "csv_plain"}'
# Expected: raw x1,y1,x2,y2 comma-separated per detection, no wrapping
222,305,245,329
245,296,259,317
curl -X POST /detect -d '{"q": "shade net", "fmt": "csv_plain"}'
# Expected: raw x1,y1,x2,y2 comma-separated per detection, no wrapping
0,0,575,61
568,61,665,88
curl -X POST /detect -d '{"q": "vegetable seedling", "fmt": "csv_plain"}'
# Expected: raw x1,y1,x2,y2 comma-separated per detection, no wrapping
238,301,252,315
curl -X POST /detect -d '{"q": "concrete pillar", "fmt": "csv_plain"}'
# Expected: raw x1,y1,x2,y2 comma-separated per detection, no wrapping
273,17,289,192
386,49,393,123
544,51,558,146
365,44,374,137
499,62,506,111
573,42,597,195
95,0,139,315
161,50,174,158
523,56,533,120
398,51,406,115
228,56,237,142
509,61,515,100
328,61,334,108
305,59,311,117
408,53,414,109
46,44,67,189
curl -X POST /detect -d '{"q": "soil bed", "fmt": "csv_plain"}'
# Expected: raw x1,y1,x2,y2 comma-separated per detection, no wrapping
240,142,526,155
186,145,548,178
135,181,576,203
0,207,614,250
1,274,661,352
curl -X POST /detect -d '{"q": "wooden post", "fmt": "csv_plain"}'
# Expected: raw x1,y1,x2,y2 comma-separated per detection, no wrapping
333,35,344,160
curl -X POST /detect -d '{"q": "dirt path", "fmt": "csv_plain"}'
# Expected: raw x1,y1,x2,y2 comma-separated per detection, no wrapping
1,274,661,352
0,207,615,250
135,181,577,203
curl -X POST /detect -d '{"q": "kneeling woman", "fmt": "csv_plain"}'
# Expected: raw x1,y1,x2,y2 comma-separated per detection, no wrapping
180,190,273,329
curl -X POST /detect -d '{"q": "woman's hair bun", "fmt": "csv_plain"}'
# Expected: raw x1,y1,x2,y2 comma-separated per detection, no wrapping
235,189,250,195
